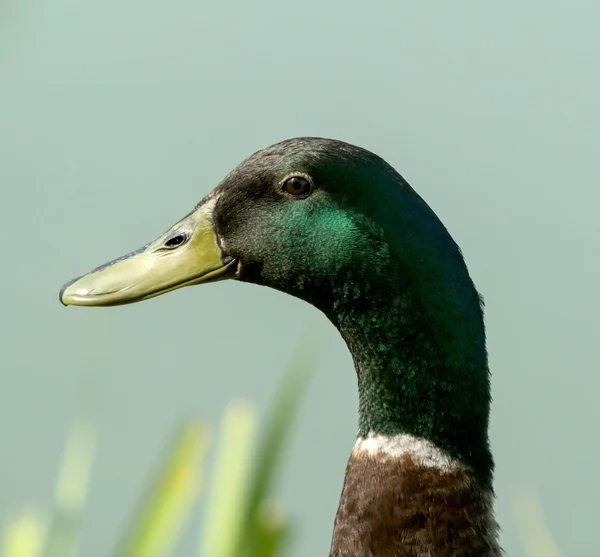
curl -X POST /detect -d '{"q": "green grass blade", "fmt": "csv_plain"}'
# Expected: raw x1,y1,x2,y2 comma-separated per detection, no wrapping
238,327,322,556
198,401,258,557
1,509,47,557
41,375,104,557
513,487,562,557
42,421,96,557
245,500,289,557
115,422,209,557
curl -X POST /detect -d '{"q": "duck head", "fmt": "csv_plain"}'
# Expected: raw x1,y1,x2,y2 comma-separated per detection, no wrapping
60,138,465,317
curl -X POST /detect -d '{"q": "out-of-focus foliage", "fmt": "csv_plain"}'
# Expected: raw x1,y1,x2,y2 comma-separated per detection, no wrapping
513,487,562,557
1,511,46,557
1,337,317,557
115,423,208,557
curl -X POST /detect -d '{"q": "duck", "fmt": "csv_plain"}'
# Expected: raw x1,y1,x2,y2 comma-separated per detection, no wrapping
60,137,502,557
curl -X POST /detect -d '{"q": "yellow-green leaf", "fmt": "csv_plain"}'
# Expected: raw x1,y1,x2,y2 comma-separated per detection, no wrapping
198,402,258,557
115,422,209,557
1,509,46,557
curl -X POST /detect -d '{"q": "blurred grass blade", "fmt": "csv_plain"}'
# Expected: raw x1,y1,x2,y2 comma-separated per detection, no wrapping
246,500,290,557
513,487,562,557
43,421,96,557
1,510,47,557
116,422,209,557
198,402,258,557
42,373,104,557
238,326,322,556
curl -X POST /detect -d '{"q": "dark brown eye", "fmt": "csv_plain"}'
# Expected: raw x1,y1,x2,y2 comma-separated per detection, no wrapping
282,176,312,198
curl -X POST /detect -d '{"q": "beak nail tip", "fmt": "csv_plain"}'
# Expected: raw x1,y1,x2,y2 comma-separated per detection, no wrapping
59,278,78,307
59,287,69,306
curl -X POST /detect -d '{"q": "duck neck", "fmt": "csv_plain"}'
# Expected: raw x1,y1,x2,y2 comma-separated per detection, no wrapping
332,275,494,489
329,281,502,556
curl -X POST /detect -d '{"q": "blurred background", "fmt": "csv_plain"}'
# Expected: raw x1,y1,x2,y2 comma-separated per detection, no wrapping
1,1,599,556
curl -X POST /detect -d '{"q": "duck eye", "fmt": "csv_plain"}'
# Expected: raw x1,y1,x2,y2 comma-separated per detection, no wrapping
282,176,312,198
164,233,188,249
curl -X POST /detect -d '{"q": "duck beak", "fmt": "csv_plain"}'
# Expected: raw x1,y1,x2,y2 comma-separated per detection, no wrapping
59,197,235,307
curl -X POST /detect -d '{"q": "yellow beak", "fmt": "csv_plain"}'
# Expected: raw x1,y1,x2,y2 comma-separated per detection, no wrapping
59,197,235,307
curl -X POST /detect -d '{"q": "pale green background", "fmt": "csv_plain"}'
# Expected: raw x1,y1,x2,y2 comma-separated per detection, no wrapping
1,1,599,555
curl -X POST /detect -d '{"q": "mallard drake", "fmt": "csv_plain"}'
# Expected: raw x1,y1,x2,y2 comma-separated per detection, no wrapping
60,138,502,556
